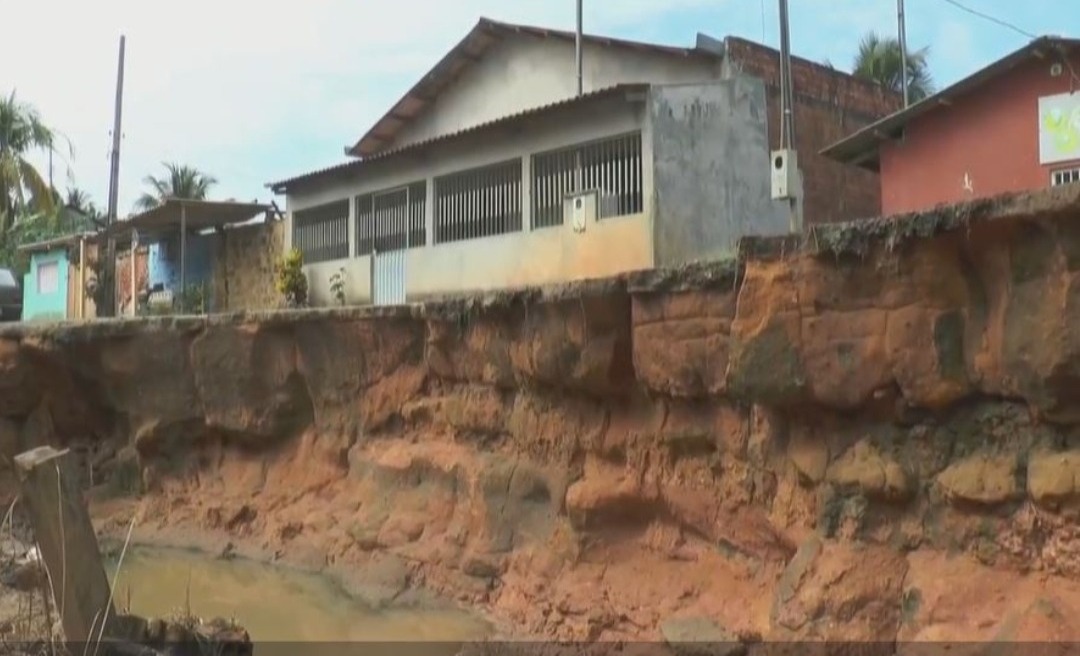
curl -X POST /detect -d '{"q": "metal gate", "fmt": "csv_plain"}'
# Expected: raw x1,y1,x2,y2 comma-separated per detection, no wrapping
371,187,410,306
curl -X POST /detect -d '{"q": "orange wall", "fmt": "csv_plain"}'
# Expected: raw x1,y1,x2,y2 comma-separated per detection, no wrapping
880,55,1080,215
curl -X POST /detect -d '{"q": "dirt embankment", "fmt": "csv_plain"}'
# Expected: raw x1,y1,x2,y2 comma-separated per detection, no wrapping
4,187,1080,644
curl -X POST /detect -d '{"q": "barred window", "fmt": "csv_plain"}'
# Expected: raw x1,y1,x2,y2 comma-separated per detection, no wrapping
292,200,349,264
1051,168,1080,187
531,132,643,229
434,159,523,244
356,181,426,256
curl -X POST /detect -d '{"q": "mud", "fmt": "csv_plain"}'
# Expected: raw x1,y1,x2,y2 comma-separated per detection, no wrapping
3,186,1080,643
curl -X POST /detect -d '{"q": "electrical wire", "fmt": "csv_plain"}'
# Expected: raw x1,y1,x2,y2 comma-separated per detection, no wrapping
937,0,1037,39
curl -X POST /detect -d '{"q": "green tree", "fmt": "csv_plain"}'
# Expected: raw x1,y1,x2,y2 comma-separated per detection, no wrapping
0,91,59,232
853,32,934,102
134,162,218,212
62,187,105,230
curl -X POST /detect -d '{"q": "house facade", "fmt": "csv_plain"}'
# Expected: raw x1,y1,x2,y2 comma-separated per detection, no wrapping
18,234,97,322
271,19,897,306
823,37,1080,216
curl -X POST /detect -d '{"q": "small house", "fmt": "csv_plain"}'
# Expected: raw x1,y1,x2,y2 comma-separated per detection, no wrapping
269,18,897,306
822,36,1080,215
17,233,97,322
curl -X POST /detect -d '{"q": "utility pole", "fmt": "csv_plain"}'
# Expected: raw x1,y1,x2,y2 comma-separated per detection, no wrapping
574,0,584,197
898,0,910,107
773,0,802,232
102,35,125,318
777,0,795,149
575,0,583,96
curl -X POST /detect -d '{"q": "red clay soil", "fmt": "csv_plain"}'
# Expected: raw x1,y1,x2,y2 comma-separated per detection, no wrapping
4,186,1080,644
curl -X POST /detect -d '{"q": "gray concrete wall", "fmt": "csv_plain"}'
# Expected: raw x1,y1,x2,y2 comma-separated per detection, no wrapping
395,36,721,149
649,77,789,267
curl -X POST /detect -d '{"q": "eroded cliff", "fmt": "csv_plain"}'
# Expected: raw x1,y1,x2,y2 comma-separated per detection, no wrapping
3,187,1080,644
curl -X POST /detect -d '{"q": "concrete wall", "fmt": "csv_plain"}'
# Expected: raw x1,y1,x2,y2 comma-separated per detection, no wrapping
211,220,287,312
22,250,69,322
287,94,651,305
650,78,789,267
394,36,721,149
721,36,901,223
879,54,1080,215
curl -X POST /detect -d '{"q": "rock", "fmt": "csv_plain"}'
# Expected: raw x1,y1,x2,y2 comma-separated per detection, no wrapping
771,540,908,642
660,617,745,656
937,453,1021,505
827,440,911,501
631,289,736,397
190,324,313,444
339,554,411,609
787,428,828,484
1027,450,1080,507
461,553,501,579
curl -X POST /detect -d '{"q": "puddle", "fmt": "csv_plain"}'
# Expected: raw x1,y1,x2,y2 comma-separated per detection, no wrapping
105,546,492,645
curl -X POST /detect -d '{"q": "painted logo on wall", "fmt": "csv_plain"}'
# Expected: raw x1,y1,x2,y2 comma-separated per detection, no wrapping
1039,92,1080,165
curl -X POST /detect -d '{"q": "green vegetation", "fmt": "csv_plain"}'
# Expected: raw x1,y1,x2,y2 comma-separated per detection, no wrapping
135,162,218,212
0,92,99,270
275,248,308,308
852,32,934,102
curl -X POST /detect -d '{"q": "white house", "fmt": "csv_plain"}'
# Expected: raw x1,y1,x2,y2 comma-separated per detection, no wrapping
269,18,798,306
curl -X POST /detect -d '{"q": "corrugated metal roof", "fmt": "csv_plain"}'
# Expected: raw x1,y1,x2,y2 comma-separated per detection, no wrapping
102,199,272,240
17,232,97,254
347,17,715,158
821,36,1080,171
267,83,650,194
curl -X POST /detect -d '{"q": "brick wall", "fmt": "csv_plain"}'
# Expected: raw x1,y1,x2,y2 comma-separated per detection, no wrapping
211,219,285,312
115,247,149,316
723,37,902,224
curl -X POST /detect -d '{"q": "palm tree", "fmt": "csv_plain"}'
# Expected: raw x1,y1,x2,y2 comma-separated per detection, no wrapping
134,162,218,212
852,32,934,102
0,91,58,231
62,187,105,230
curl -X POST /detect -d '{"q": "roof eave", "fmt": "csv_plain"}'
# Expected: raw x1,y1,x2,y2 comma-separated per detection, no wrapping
270,83,650,195
821,36,1080,170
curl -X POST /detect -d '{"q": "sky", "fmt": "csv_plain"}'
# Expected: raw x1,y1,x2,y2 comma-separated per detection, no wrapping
2,0,1074,215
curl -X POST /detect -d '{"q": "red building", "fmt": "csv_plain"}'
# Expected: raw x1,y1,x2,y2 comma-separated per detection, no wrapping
822,37,1080,216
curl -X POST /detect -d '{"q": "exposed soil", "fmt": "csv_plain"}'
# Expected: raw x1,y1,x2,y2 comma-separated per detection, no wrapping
4,186,1080,645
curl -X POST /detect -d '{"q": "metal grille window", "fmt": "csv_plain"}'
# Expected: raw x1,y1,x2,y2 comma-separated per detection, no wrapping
356,181,426,256
292,200,349,264
434,159,523,244
531,132,643,229
1051,168,1080,187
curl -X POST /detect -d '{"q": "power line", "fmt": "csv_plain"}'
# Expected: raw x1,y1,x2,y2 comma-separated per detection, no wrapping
938,0,1037,39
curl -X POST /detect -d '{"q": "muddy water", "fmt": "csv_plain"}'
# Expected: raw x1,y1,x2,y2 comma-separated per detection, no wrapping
105,547,492,644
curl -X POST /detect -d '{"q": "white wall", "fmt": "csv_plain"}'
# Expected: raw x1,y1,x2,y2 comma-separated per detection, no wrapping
286,95,654,305
394,36,721,149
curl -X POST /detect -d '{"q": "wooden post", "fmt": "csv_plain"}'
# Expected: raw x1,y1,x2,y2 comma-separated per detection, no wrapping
14,446,115,644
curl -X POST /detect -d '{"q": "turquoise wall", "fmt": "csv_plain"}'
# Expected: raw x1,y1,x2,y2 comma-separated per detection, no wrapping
22,249,70,322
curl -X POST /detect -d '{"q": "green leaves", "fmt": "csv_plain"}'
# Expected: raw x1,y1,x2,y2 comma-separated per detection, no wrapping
0,91,59,229
134,162,218,212
853,32,934,102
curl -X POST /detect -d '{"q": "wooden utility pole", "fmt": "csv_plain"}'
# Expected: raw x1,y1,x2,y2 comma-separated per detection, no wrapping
14,447,116,644
898,0,910,107
103,35,126,318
